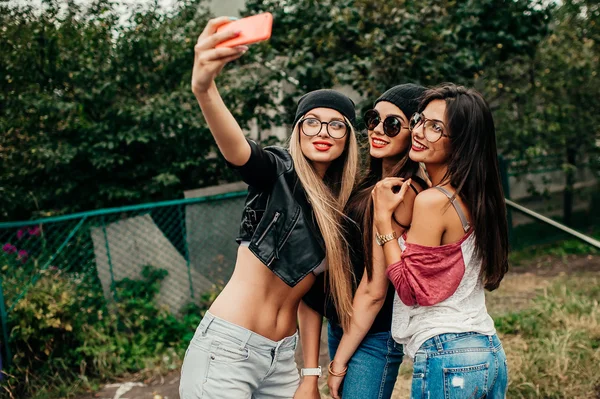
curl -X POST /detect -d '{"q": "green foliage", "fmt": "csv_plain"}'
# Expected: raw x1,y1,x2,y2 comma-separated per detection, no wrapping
245,0,553,112
1,0,598,222
0,0,279,220
1,264,210,398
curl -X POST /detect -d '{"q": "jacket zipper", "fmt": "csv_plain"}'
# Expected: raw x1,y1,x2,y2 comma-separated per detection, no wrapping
267,210,300,266
255,211,281,246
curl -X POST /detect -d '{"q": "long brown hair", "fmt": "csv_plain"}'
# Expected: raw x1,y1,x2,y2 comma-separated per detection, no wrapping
419,84,509,290
288,117,359,329
345,147,425,281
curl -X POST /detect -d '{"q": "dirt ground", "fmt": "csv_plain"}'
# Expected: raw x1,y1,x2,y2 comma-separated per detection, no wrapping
74,254,600,399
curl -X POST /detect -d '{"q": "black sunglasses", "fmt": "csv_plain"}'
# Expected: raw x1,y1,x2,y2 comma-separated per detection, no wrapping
364,109,409,137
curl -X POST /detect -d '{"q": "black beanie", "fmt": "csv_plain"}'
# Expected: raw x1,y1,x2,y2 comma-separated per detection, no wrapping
293,89,356,127
374,83,426,120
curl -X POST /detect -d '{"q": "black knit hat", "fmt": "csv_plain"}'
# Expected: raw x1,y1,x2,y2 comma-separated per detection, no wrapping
374,83,426,120
293,89,356,127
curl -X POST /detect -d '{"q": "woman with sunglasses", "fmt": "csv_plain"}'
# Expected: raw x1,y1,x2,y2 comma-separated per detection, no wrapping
180,18,360,399
372,84,509,398
296,84,427,399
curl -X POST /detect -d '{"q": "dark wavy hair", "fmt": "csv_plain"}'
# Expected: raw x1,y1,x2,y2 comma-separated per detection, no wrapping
419,84,509,290
345,149,426,281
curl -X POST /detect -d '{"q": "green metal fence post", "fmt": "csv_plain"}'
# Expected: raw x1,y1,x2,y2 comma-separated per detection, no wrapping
101,216,117,300
179,205,194,299
0,278,12,370
499,155,514,247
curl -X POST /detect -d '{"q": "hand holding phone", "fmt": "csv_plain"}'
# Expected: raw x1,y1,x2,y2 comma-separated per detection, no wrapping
215,12,273,48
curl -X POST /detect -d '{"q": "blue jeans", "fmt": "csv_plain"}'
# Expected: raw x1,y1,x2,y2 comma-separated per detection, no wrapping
411,332,508,399
328,323,403,399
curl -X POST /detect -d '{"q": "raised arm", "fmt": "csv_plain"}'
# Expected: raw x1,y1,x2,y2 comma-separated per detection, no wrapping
192,18,284,188
192,17,251,166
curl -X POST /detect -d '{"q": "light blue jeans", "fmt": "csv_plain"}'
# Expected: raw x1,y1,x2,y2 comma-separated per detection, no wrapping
328,323,404,399
410,332,508,399
179,312,300,399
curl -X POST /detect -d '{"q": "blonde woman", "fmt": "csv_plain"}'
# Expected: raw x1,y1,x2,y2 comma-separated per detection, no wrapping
297,84,427,399
179,18,359,399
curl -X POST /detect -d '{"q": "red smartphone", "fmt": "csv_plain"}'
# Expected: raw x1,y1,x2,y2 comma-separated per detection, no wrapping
215,12,273,48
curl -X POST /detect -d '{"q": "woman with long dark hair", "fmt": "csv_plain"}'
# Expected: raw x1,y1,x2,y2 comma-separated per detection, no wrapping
372,84,509,398
296,84,427,399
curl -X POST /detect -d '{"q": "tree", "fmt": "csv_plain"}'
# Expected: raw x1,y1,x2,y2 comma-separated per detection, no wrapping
0,0,282,220
244,0,552,111
3,0,598,224
491,0,600,224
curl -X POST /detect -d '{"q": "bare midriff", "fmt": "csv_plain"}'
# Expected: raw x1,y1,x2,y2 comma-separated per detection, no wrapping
208,245,316,341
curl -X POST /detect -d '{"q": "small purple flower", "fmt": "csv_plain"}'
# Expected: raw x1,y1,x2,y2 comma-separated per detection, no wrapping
2,243,17,254
49,265,58,271
17,229,25,240
17,249,28,263
28,226,41,237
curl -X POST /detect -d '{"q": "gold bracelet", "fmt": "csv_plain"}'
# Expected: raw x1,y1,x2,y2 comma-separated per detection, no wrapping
375,230,397,246
328,360,348,377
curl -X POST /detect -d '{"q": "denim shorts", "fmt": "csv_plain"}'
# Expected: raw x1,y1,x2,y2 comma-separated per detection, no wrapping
328,323,404,399
410,332,508,399
179,312,300,399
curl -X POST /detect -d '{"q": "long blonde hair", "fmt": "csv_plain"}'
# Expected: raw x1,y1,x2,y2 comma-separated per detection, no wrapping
288,117,359,329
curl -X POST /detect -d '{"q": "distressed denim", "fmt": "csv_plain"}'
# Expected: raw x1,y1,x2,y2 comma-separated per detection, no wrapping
410,332,508,399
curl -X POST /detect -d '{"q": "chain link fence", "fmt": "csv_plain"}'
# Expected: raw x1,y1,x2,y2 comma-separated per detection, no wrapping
0,191,247,372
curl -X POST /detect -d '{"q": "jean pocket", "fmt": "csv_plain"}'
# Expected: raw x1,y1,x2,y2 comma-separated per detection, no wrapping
443,363,489,399
210,341,250,363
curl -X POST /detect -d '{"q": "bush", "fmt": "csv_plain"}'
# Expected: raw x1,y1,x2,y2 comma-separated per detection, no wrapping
1,265,212,398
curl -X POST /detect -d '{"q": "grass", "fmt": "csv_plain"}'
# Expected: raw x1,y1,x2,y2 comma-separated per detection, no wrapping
494,275,600,398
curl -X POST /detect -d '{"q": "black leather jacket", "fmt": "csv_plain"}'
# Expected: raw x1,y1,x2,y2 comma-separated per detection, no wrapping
228,139,326,287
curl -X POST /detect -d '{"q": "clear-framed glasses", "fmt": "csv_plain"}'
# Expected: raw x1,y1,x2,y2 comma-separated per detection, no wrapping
299,118,349,139
364,109,408,137
409,112,450,143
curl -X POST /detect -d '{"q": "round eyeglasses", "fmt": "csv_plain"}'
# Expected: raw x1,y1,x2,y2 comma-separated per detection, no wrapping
409,112,449,143
299,118,349,139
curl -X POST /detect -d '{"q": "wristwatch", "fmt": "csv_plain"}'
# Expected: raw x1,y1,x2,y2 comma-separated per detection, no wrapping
376,231,397,246
300,367,322,377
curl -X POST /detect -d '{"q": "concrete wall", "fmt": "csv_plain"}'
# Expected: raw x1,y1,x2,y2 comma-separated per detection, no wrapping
91,214,214,314
184,184,247,286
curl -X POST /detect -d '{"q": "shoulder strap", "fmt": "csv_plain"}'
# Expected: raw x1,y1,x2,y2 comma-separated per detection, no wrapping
409,183,419,196
434,186,470,232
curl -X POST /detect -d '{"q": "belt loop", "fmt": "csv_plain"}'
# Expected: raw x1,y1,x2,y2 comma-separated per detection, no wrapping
434,335,443,352
488,335,494,349
200,314,214,335
239,329,252,350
